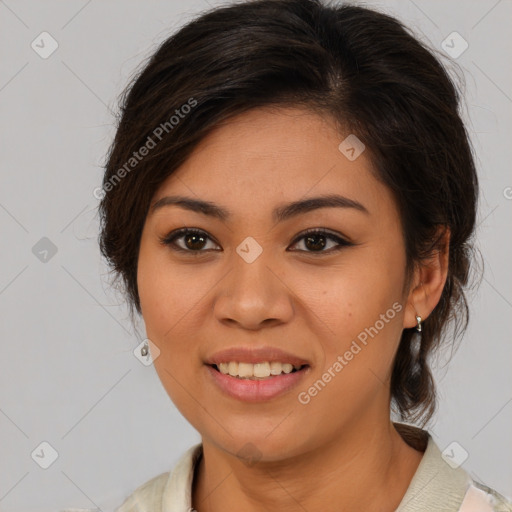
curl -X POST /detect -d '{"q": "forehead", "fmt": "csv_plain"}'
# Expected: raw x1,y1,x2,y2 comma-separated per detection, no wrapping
185,106,353,175
152,106,395,221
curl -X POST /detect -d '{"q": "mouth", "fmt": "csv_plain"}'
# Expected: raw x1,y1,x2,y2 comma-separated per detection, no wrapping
208,362,309,380
204,346,311,401
205,361,310,402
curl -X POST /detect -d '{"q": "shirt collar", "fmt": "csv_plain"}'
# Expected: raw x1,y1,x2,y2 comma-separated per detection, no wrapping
393,422,472,511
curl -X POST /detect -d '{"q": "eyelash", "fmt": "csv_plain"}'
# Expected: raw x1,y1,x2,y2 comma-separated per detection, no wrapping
159,227,354,256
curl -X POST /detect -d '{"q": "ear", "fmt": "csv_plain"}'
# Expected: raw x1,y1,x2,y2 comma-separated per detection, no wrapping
403,226,450,330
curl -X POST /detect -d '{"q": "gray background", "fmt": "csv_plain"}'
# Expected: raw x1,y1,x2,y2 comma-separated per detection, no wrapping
0,0,511,510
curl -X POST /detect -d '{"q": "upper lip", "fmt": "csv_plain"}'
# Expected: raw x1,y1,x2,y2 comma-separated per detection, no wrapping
206,346,310,366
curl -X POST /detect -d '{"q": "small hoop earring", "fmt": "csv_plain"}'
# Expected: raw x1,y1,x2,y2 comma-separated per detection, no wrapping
415,315,422,333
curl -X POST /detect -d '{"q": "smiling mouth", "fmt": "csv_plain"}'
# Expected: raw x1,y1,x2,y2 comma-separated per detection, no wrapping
209,362,309,380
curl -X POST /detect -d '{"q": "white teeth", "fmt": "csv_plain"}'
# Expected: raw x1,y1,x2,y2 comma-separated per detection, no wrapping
238,362,253,378
282,363,293,374
214,361,304,379
253,362,271,377
270,361,282,375
228,361,239,376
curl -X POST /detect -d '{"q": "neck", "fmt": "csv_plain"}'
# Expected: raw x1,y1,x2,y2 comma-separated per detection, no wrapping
192,419,424,512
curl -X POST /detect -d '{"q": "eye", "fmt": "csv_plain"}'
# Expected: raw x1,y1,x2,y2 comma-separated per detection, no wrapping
160,227,353,255
159,228,220,254
288,228,353,254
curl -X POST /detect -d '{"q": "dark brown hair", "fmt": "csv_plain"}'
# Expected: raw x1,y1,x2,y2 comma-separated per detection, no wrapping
98,0,479,427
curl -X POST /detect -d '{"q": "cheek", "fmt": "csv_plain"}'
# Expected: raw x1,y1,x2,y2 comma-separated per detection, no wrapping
137,240,214,398
299,250,405,340
137,243,183,362
137,239,195,336
137,257,169,334
299,247,406,384
137,247,201,407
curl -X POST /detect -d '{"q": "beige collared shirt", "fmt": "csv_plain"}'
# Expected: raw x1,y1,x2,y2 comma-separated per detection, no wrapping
115,423,512,512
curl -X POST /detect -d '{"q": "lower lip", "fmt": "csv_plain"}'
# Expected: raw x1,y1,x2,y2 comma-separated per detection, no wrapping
205,365,309,402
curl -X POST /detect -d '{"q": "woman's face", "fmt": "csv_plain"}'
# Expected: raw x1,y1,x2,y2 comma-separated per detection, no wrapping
137,107,418,461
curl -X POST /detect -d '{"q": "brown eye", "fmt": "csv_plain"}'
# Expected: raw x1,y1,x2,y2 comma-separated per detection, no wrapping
304,233,327,251
289,229,353,254
183,232,207,250
160,228,220,253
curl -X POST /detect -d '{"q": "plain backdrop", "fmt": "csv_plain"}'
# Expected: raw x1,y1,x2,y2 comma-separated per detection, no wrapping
0,1,511,510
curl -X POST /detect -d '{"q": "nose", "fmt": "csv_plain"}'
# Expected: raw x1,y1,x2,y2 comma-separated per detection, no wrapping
213,247,295,330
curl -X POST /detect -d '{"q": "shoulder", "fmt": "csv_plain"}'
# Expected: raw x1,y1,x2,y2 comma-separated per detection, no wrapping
393,422,512,512
462,480,512,512
114,471,170,512
114,443,203,512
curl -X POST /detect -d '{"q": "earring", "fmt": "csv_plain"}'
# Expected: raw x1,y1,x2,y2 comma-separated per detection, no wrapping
415,315,422,333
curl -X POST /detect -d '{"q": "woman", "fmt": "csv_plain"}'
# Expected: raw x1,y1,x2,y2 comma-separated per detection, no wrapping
98,0,512,510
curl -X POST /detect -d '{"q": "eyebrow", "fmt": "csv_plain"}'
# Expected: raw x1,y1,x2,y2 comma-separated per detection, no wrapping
151,194,369,222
